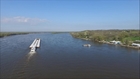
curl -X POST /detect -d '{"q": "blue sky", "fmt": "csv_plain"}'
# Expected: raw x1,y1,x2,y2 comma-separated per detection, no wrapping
1,0,139,32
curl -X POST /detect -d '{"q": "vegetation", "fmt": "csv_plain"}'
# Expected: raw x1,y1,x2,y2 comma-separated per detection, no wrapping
0,32,30,38
71,30,140,45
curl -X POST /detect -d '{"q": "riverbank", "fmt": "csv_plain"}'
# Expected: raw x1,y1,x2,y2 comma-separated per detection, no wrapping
70,30,140,49
79,38,140,49
98,40,140,49
0,32,30,38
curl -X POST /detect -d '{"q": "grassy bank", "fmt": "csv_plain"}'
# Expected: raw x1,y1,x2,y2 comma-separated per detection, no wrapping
71,30,140,48
0,32,30,38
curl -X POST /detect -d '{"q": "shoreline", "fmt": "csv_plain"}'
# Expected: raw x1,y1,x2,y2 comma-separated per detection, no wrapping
75,37,140,50
0,32,30,38
100,41,140,50
70,30,140,50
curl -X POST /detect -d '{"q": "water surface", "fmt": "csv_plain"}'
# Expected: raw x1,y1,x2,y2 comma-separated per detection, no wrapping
1,33,139,78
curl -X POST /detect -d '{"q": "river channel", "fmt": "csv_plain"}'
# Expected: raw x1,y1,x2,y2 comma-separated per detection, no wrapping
0,33,139,78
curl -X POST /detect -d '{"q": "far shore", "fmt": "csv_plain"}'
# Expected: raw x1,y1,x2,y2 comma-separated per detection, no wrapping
0,32,31,38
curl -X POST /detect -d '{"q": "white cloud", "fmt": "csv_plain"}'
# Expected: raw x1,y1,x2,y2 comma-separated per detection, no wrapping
1,16,48,25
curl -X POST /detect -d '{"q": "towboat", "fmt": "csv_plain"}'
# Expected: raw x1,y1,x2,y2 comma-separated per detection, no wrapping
30,47,36,52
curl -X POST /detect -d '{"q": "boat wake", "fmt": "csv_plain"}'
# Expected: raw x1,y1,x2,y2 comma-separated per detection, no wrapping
9,51,36,78
27,51,36,61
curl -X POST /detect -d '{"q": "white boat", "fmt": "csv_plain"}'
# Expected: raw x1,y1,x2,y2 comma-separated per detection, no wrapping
83,44,91,47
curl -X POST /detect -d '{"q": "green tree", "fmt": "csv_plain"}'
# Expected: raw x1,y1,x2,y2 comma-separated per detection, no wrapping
122,38,132,45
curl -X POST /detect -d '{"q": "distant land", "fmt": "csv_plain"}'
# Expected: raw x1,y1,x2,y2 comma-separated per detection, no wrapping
0,29,139,38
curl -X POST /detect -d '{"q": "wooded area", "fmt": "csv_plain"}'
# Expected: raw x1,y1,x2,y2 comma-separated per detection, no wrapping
71,30,140,46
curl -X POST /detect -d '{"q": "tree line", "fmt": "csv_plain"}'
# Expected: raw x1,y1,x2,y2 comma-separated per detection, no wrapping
71,30,140,45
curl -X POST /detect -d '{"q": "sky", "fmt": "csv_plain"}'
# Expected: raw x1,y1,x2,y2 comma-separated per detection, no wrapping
1,0,139,32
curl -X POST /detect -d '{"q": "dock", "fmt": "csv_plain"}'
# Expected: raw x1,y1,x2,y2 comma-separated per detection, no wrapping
29,38,40,52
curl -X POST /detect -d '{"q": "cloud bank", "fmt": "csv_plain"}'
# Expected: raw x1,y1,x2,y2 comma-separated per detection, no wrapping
1,16,47,25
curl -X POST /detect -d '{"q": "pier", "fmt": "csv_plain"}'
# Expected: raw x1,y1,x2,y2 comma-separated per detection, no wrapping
29,38,40,52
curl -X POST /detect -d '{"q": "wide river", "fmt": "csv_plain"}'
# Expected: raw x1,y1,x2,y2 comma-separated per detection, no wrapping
1,33,139,78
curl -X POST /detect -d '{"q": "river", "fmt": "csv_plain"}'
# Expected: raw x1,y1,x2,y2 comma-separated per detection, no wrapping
0,33,139,78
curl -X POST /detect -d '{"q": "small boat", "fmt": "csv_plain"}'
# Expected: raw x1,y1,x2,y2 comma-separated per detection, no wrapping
83,44,91,47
